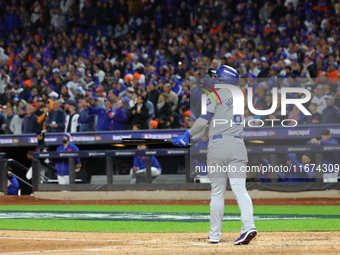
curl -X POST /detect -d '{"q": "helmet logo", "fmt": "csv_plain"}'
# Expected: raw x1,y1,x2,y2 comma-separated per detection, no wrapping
223,69,237,76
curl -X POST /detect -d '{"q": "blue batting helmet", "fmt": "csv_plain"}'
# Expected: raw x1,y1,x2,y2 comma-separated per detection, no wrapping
211,65,239,85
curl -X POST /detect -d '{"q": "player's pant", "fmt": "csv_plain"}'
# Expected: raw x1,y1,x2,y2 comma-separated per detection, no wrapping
207,137,255,240
58,175,69,185
130,167,161,184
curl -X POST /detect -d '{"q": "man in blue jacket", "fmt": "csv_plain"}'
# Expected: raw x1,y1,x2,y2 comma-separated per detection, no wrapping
279,153,311,182
7,170,19,195
22,105,40,134
46,100,66,133
88,99,115,131
111,100,126,130
130,144,162,184
307,129,339,182
5,7,22,34
55,133,81,184
78,99,95,131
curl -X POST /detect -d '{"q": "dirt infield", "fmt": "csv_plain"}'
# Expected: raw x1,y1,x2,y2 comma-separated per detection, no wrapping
0,231,339,255
0,196,339,254
1,195,340,205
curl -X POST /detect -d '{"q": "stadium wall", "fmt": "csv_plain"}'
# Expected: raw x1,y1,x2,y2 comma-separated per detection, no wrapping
33,190,340,200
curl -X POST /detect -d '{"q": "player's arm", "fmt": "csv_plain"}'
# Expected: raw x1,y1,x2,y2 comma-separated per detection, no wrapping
191,125,209,141
189,116,210,138
189,93,215,137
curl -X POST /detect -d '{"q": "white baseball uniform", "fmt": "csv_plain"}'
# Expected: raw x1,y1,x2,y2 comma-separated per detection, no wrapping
189,88,256,241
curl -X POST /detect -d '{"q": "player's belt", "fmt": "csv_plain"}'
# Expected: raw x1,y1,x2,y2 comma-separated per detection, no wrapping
212,135,242,140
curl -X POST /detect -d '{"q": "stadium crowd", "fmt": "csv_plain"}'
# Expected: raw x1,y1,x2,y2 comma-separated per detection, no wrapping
1,0,340,134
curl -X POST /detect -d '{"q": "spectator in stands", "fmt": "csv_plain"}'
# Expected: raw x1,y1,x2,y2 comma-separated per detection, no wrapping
311,84,327,114
65,102,79,133
55,133,81,184
88,99,115,131
66,72,83,101
10,107,26,135
288,104,305,126
132,124,141,130
253,86,267,110
7,168,19,195
162,83,178,112
335,87,340,109
130,144,162,184
22,105,40,134
304,56,317,78
114,16,128,38
307,129,339,183
47,85,59,98
141,91,154,125
111,100,127,130
93,64,105,84
128,95,149,129
324,83,335,97
327,62,339,81
78,99,95,131
321,95,340,124
157,93,173,118
148,120,158,130
4,106,14,134
5,6,21,34
46,100,66,133
132,55,145,71
304,103,321,125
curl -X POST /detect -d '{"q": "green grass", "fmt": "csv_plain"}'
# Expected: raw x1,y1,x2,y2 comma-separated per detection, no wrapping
0,205,339,233
0,219,339,233
0,205,339,215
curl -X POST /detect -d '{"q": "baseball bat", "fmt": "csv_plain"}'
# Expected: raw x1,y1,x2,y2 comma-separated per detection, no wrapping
121,138,173,145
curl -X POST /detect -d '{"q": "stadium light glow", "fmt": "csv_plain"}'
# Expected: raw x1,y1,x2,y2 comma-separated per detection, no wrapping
111,144,126,147
248,140,265,144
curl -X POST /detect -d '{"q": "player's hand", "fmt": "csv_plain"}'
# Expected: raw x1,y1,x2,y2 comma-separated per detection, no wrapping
172,130,191,147
310,138,318,144
132,167,137,172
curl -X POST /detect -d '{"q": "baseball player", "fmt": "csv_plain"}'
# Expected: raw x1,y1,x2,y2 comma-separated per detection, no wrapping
172,65,257,245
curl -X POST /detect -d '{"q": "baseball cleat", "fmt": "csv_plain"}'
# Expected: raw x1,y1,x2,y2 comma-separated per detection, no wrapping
207,235,219,244
234,229,257,245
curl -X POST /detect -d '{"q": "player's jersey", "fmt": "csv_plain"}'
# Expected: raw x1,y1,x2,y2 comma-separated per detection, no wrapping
206,88,244,138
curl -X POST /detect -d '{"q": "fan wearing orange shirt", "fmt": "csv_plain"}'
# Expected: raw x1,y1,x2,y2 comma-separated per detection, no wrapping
327,62,339,84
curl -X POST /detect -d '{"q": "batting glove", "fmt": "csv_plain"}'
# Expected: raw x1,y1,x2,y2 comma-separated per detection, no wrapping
172,130,191,147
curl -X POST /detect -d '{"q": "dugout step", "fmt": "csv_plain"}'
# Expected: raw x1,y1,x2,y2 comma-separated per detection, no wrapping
152,174,186,184
91,175,130,185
